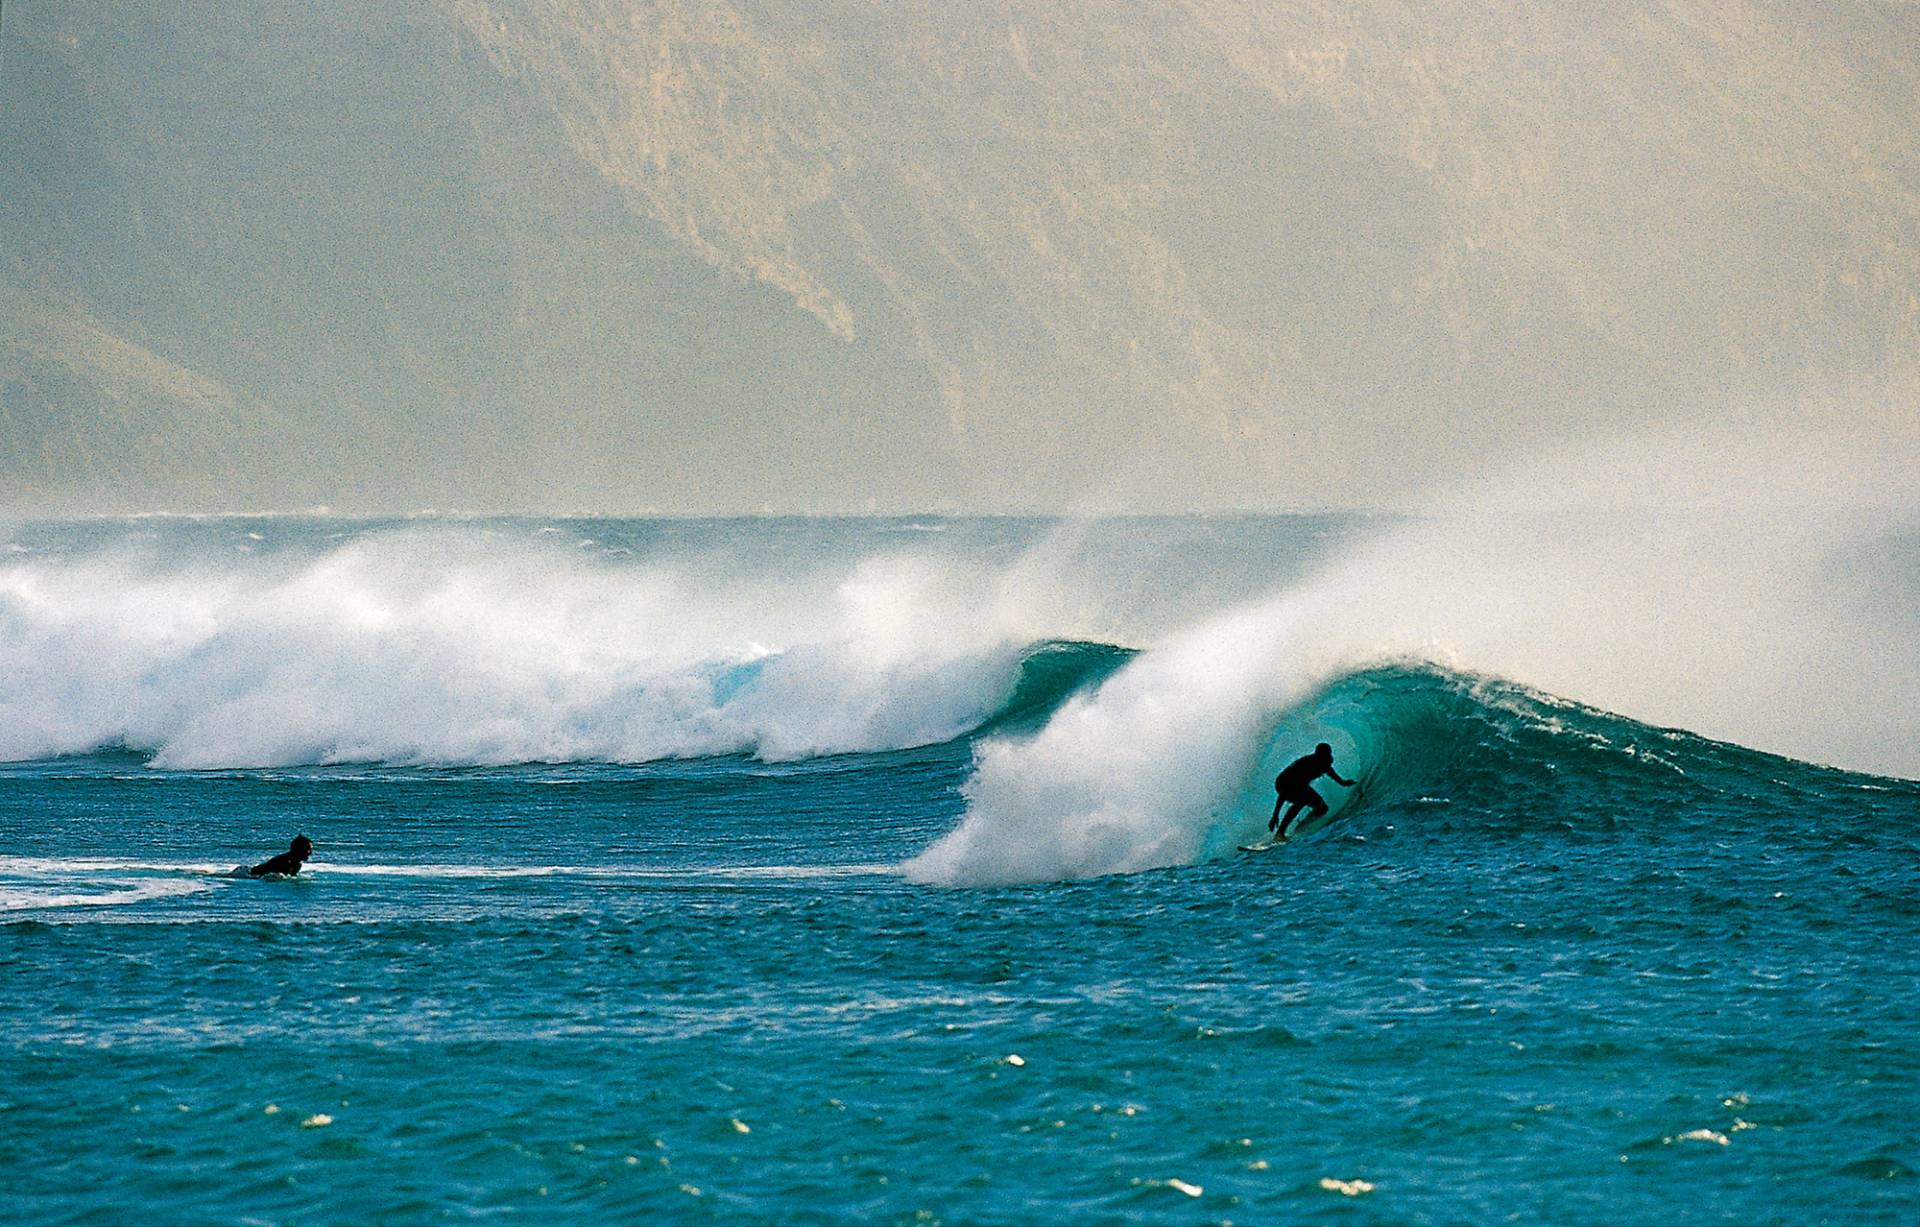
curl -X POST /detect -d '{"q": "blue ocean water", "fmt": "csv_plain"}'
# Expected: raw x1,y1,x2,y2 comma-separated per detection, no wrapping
2,515,1916,1224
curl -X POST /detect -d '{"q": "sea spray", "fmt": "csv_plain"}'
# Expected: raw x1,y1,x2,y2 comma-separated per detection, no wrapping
0,528,1043,766
910,428,1920,884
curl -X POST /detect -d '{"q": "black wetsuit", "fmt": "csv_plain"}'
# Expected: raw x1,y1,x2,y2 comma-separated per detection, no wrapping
1271,753,1352,835
249,850,307,877
1277,757,1329,812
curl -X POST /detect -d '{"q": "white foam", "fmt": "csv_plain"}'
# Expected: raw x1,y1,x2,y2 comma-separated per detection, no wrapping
0,856,232,875
0,878,211,912
316,862,897,880
0,529,1074,768
909,426,1920,884
0,852,894,883
0,856,896,882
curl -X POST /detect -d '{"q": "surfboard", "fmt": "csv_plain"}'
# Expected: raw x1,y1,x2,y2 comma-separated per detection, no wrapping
1237,837,1290,853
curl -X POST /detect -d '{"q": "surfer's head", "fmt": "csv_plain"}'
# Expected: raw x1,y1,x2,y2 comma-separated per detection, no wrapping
290,834,313,858
1314,742,1332,759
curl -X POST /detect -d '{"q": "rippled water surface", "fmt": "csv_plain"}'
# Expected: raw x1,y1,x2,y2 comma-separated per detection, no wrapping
3,517,1916,1223
5,745,1916,1224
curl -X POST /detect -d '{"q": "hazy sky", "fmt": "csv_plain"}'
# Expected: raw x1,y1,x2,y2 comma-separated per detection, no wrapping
3,0,1918,513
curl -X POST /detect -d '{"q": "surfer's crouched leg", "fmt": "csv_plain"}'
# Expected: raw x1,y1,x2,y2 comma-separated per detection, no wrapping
1276,791,1328,838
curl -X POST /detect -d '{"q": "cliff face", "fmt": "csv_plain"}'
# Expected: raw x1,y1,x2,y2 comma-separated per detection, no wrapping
6,1,1918,512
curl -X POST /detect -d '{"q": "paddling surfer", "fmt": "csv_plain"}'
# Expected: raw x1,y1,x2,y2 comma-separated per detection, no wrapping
249,835,314,877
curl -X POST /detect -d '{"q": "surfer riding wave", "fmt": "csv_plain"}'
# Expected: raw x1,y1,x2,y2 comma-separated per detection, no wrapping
1270,744,1356,839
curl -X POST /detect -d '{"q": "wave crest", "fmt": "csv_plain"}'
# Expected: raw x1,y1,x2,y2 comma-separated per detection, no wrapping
905,658,1875,886
0,531,1126,768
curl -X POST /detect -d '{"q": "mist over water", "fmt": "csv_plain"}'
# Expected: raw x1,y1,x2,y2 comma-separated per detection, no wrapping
912,429,1920,883
0,515,1321,769
8,1,1919,513
0,525,1025,767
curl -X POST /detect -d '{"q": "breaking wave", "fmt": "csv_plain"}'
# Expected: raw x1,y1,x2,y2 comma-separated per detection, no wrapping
905,659,1914,886
0,528,1134,768
906,433,1920,886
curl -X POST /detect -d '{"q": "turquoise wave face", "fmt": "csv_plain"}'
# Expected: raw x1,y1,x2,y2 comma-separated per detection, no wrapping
982,639,1139,734
916,650,1916,887
1222,661,1864,851
701,636,1137,748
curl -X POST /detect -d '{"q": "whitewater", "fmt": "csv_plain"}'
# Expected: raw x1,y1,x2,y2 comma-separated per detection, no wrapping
3,479,1917,1221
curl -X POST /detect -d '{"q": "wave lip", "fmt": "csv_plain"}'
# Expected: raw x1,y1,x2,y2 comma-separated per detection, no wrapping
906,607,1288,886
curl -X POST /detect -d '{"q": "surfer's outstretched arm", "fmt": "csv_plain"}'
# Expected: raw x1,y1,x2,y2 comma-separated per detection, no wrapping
1330,770,1356,787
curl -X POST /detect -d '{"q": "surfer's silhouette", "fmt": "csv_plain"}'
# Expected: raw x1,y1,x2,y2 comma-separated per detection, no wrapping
249,835,313,878
1269,744,1355,838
